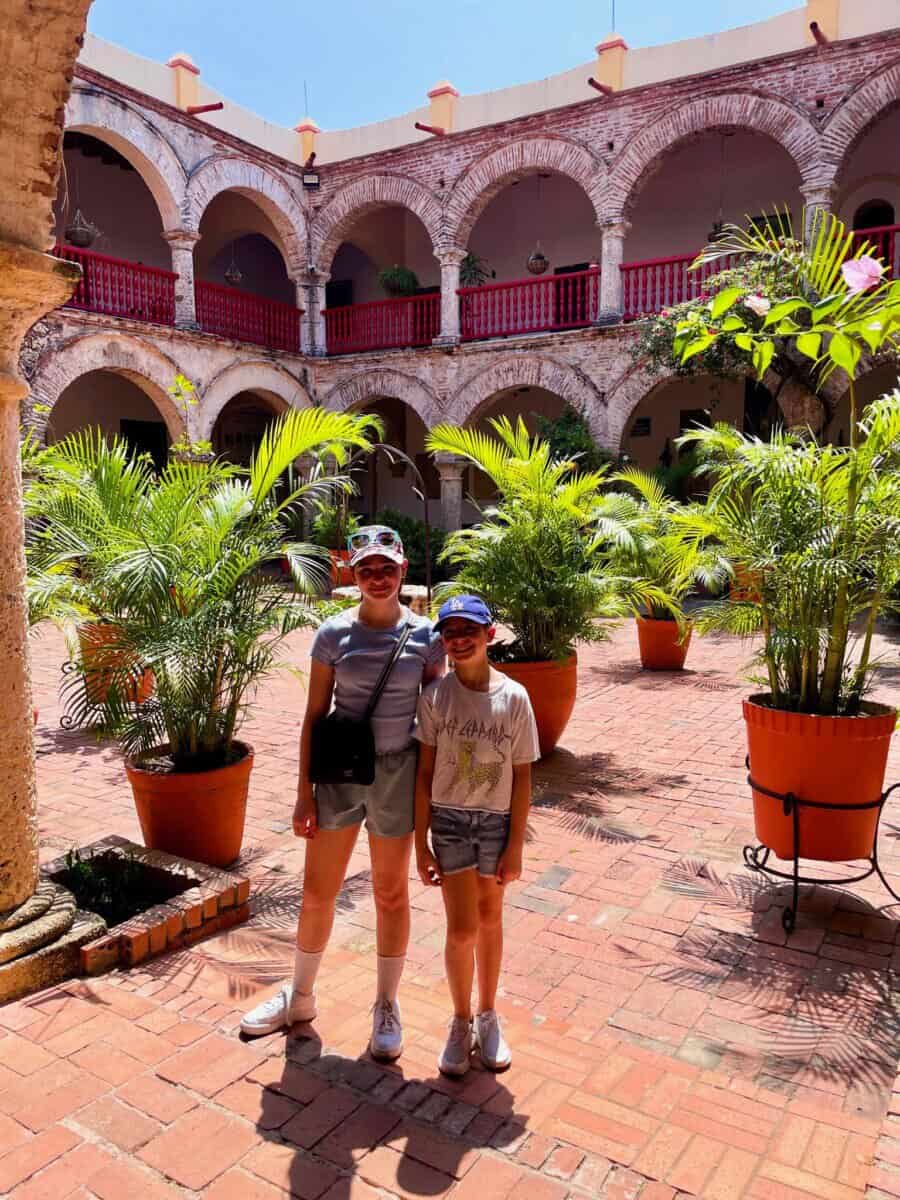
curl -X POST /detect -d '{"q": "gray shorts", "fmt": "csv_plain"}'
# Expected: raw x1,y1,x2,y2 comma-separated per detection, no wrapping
315,746,417,838
431,807,511,877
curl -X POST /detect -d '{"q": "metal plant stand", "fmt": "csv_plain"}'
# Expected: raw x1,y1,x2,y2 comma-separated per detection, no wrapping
742,758,900,933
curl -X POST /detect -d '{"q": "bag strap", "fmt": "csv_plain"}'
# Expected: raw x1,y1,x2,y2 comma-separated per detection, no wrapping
363,619,413,721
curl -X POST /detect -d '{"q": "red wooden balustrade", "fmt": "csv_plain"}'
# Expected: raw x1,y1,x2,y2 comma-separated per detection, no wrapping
850,224,900,279
458,267,600,341
54,244,177,326
324,292,440,354
620,252,739,321
195,281,301,351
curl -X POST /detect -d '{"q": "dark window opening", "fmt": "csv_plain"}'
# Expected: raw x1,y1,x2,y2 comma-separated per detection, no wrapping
325,279,354,308
853,199,895,230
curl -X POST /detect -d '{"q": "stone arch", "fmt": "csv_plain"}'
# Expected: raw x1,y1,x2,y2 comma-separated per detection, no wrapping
321,368,442,431
310,175,444,274
184,155,307,274
65,86,186,230
823,60,900,186
446,137,605,248
451,354,608,442
31,331,185,442
198,360,311,441
607,93,822,220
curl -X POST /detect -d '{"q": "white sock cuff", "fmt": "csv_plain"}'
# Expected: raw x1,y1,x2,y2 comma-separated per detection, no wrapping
293,948,323,997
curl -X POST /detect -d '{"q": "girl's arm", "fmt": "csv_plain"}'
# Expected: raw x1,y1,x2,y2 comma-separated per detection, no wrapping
293,658,335,839
497,763,531,884
414,743,441,885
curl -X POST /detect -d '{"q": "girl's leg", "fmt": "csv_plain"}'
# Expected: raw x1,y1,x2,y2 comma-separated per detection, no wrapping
368,832,413,958
475,876,505,1013
296,825,361,952
441,869,480,1019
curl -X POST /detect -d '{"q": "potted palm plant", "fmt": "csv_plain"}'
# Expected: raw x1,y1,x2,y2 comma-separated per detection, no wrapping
593,468,702,670
426,417,669,755
33,406,377,867
670,210,900,879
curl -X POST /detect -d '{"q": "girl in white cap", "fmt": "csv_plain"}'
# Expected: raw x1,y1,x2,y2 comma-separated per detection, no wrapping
241,526,444,1059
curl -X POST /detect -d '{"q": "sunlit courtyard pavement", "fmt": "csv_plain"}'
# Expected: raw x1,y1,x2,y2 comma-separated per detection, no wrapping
3,622,900,1199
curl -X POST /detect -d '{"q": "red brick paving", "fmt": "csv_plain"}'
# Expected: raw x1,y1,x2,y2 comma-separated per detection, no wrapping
1,622,899,1197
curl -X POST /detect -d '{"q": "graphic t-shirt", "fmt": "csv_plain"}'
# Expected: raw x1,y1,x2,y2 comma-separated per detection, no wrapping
310,608,445,754
415,671,540,813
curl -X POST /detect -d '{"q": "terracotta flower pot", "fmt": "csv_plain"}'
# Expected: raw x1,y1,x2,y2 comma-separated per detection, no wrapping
636,616,692,670
744,696,896,862
78,622,154,705
731,566,762,603
329,550,354,587
125,741,254,868
494,654,577,758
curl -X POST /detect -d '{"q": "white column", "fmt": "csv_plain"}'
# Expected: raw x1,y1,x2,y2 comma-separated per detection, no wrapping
435,452,467,531
300,271,329,356
162,230,201,328
595,220,630,326
433,248,465,346
292,279,306,354
801,183,837,247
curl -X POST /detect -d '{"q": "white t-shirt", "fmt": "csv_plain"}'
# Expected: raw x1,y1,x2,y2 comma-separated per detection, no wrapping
415,671,540,813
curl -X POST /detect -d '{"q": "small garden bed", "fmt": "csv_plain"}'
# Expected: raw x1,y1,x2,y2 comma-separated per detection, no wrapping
44,835,251,975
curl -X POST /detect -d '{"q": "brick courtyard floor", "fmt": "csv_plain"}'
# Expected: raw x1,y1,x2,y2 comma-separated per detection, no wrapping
3,621,900,1199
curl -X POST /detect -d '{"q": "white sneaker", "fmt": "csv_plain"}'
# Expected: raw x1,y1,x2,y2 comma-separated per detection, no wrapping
370,998,403,1060
474,1009,511,1070
438,1016,474,1076
240,984,316,1037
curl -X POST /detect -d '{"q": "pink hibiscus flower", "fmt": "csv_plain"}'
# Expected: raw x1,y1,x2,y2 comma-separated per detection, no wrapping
841,255,884,294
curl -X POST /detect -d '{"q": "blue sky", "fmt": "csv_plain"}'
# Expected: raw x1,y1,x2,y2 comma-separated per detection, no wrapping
87,1,796,130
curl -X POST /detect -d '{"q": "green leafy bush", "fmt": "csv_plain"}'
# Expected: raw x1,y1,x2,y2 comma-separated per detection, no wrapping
378,266,420,297
375,508,449,585
426,417,670,662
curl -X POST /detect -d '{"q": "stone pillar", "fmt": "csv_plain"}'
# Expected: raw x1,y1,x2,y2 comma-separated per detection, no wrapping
433,248,465,347
0,244,80,913
435,452,467,531
595,220,630,326
300,271,329,356
162,230,201,328
801,184,837,247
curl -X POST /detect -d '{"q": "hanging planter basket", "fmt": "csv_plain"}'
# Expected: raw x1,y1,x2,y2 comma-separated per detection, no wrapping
64,209,99,249
526,249,549,275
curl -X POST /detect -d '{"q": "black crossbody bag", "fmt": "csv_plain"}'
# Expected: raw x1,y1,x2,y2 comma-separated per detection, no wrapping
309,621,412,787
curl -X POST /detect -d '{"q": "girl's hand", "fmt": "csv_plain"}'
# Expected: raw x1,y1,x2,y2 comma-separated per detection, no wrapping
293,789,317,839
416,846,442,886
496,846,522,885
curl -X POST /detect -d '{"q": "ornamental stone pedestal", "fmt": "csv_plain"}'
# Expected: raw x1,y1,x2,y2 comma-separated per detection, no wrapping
0,243,105,1002
435,452,468,531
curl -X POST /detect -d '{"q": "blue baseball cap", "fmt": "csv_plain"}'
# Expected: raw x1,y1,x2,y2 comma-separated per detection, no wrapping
435,595,493,630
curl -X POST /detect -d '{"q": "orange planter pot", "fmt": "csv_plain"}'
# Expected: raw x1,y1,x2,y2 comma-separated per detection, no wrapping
78,622,154,705
329,550,354,587
126,742,254,868
494,655,577,758
731,567,762,603
744,696,896,862
636,616,691,671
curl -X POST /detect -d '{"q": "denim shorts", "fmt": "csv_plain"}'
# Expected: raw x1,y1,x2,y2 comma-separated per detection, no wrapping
430,807,511,877
315,746,416,838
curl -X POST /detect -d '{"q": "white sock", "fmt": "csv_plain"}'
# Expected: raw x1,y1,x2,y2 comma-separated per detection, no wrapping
376,954,405,1006
292,948,323,999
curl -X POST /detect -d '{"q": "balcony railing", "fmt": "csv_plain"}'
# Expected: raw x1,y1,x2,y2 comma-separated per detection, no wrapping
850,223,900,279
459,268,601,341
195,281,301,352
54,244,177,326
621,252,739,321
324,293,440,354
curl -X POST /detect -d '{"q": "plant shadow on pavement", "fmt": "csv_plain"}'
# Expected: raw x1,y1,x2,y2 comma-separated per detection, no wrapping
254,1027,528,1198
655,854,900,1116
529,747,687,843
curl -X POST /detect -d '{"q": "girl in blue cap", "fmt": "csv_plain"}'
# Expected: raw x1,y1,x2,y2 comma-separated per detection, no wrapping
415,594,539,1075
